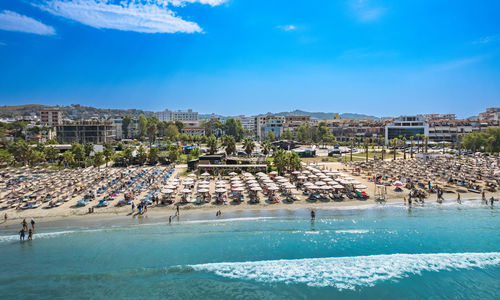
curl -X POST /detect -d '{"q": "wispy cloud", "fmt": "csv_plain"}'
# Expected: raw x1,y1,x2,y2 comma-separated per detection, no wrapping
0,10,56,35
472,35,499,45
431,56,484,72
35,0,227,34
277,24,296,31
350,0,386,22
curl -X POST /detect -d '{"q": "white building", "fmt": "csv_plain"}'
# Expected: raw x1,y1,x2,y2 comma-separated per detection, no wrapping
235,115,256,135
385,116,429,144
40,109,62,127
155,109,198,122
255,115,285,141
478,107,500,121
111,118,138,140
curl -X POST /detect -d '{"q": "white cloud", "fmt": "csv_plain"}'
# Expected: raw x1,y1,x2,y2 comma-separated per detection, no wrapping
277,24,296,31
0,10,56,35
350,0,385,22
472,35,499,45
35,0,227,34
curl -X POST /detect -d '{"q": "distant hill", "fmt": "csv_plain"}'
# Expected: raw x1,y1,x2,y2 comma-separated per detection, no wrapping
259,110,379,120
0,104,153,120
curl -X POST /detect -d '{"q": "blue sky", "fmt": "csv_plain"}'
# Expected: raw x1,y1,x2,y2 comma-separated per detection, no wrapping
0,0,499,118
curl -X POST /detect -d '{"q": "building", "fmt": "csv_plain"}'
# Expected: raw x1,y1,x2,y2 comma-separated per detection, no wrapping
56,120,115,144
478,108,500,121
40,109,62,127
234,116,256,136
155,109,198,122
283,115,311,138
385,116,429,143
111,118,138,140
255,115,285,141
181,126,206,137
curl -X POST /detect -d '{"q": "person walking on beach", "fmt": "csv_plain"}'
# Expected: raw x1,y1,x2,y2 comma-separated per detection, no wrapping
4,213,7,222
30,218,35,230
131,202,135,213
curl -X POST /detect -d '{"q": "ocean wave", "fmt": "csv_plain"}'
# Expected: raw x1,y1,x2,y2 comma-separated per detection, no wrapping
190,252,500,290
335,229,369,234
0,228,103,243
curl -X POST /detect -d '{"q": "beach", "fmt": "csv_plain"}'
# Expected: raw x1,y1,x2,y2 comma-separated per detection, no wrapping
1,161,498,227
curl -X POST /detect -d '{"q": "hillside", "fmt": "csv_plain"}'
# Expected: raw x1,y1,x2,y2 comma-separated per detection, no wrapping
0,104,153,119
259,109,379,120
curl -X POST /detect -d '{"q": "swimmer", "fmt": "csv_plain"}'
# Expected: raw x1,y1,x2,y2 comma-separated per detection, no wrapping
311,210,316,220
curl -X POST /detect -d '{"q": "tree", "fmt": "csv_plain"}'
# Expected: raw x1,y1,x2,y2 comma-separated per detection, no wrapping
45,146,59,163
165,124,180,141
296,125,308,142
223,135,236,155
402,137,407,160
135,146,147,165
267,130,276,142
261,140,271,156
391,138,398,160
207,134,218,154
191,147,201,158
122,114,132,139
148,147,159,165
146,116,158,146
84,142,94,157
9,139,32,165
409,136,414,159
71,143,85,167
174,121,185,132
93,152,105,169
281,128,293,140
123,147,133,166
288,152,302,171
272,149,288,174
424,136,429,153
363,138,370,162
485,127,500,153
137,114,148,138
62,151,75,167
381,137,385,160
224,118,244,141
168,144,180,162
0,150,14,166
103,144,113,167
349,137,355,161
243,137,255,157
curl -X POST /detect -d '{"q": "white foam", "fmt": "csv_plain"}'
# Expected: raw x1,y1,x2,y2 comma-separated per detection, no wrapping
0,228,103,243
190,252,500,290
335,229,369,234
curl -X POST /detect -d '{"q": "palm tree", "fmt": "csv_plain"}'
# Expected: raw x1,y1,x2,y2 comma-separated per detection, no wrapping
261,140,271,157
381,137,385,160
416,134,421,153
391,138,398,160
402,137,407,160
457,134,463,158
243,137,255,157
424,135,429,153
207,135,218,155
349,137,355,161
223,136,236,155
363,138,370,162
487,136,496,154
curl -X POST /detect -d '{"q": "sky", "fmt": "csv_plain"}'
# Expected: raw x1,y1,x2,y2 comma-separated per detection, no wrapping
0,0,499,118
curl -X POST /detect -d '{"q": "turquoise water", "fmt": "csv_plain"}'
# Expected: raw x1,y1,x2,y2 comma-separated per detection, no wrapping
1,200,499,299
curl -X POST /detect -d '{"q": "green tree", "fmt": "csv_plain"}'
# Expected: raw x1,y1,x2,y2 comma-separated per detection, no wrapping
148,147,159,165
84,142,94,157
165,124,180,141
123,147,134,166
0,150,14,165
191,147,202,158
9,139,33,165
296,125,308,142
224,118,244,141
363,138,370,162
103,144,113,167
223,135,236,155
137,114,148,138
71,143,85,167
267,130,276,142
45,146,59,163
168,144,180,162
243,137,255,157
122,114,132,139
281,128,293,140
93,152,105,168
146,116,159,146
136,146,147,165
207,134,218,154
62,151,75,167
391,138,398,160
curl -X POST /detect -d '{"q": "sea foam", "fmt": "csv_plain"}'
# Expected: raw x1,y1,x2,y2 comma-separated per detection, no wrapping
190,252,500,290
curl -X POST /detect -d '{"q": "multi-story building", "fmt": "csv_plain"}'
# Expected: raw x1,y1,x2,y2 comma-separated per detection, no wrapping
234,116,256,136
283,115,311,139
255,115,285,141
56,120,114,144
155,109,198,122
322,119,387,142
385,116,429,143
111,118,139,140
478,107,500,121
181,126,206,137
40,109,62,127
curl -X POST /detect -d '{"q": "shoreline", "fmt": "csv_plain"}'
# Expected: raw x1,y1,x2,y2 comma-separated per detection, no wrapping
1,195,493,234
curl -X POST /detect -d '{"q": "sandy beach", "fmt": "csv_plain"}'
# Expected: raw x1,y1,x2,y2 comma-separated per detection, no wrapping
2,161,497,227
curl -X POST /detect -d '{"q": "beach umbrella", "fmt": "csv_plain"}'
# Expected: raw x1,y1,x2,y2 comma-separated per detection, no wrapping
181,189,191,193
198,189,209,193
215,188,227,193
232,187,244,191
332,184,344,189
188,174,196,178
393,181,403,187
201,172,210,177
356,184,367,189
229,172,237,176
251,186,263,192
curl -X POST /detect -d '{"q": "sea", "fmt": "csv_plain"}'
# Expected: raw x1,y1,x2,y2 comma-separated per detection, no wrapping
0,200,499,299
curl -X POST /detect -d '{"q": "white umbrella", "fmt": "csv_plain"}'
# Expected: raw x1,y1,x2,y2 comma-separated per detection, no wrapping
356,184,367,189
232,187,244,191
229,172,237,176
198,189,209,193
201,172,210,177
181,189,191,193
215,188,227,193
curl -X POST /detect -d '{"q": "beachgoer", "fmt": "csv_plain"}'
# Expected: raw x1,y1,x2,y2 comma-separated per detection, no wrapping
144,205,148,213
176,205,180,215
28,229,33,240
19,229,25,241
408,196,412,207
169,216,172,224
30,218,35,230
22,219,27,230
311,210,315,220
403,197,407,205
4,213,7,222
490,197,494,208
131,202,135,212
457,193,461,204
482,191,486,204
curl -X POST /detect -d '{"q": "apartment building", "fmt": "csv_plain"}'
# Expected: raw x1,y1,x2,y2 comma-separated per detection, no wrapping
155,109,198,122
40,109,62,127
56,120,115,144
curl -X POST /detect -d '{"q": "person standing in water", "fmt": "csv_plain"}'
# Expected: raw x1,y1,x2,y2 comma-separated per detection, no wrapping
457,193,461,204
28,229,33,241
482,191,487,204
30,218,35,230
490,197,495,208
311,210,316,220
19,228,25,241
